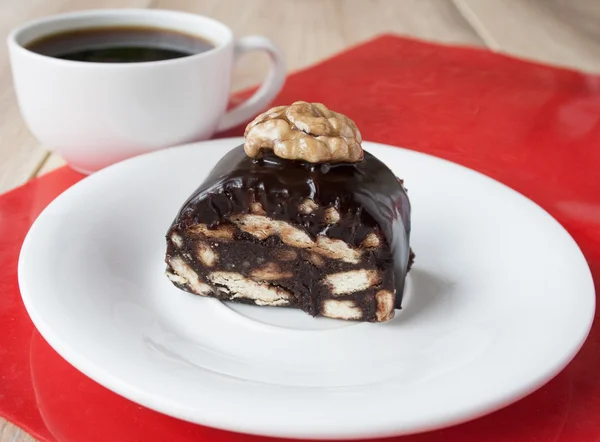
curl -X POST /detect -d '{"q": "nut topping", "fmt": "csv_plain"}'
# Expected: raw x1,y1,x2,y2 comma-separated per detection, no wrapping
244,101,363,163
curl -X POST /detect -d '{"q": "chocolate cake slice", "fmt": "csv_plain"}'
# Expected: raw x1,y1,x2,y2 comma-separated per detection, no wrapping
165,101,412,322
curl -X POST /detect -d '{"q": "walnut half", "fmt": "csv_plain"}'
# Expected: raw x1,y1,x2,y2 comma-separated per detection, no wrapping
244,101,363,164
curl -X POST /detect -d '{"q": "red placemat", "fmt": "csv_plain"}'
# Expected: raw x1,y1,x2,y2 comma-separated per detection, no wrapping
1,35,599,442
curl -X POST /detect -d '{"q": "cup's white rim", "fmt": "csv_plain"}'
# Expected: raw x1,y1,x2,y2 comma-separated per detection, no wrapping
7,9,234,68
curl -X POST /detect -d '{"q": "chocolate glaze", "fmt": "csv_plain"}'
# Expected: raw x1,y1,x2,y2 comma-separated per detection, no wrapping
170,145,412,307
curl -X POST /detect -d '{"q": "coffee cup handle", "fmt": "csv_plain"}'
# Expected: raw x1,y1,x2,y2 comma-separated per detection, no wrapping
216,36,286,132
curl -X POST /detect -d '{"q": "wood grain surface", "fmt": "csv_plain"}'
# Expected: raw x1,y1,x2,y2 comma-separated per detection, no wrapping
1,0,599,440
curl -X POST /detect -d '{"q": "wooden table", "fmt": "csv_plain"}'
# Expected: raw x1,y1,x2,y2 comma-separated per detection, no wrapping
1,0,599,440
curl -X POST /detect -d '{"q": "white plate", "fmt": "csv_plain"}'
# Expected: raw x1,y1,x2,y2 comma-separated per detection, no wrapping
19,138,595,439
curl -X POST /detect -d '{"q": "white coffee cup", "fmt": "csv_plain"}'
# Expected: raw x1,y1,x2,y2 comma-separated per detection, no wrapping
7,9,286,173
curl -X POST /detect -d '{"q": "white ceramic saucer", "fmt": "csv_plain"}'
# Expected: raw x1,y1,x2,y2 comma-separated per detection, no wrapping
18,138,595,439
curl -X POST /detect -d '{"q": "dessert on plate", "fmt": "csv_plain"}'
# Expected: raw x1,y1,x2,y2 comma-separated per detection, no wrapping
165,101,413,322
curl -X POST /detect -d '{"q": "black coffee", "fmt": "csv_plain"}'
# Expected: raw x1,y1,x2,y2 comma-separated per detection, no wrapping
26,26,215,63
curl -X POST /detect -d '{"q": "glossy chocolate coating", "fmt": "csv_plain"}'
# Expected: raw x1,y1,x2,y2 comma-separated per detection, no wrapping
171,145,411,306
